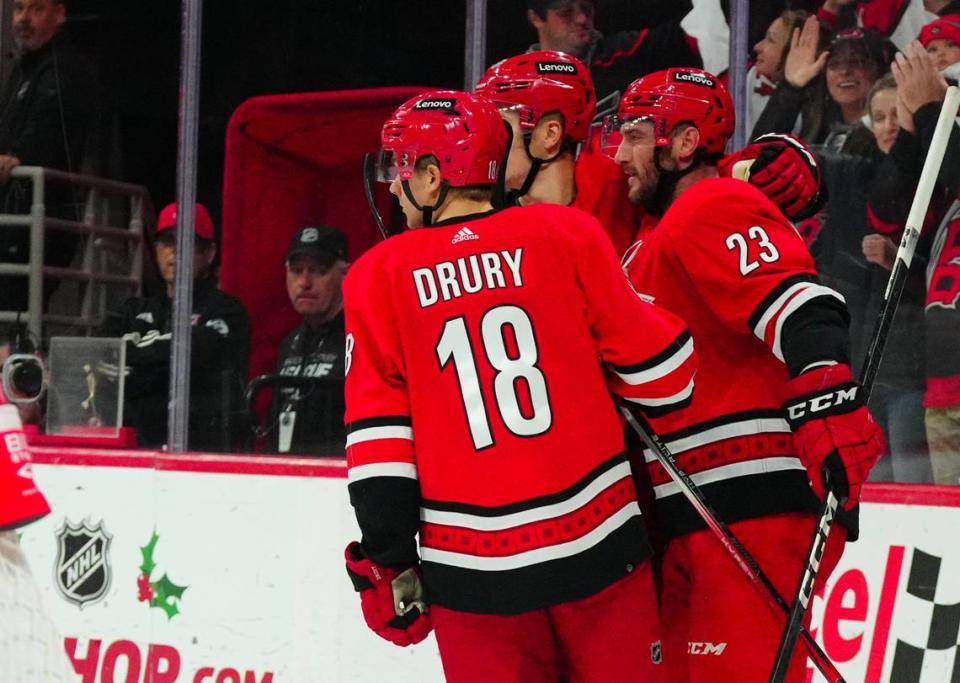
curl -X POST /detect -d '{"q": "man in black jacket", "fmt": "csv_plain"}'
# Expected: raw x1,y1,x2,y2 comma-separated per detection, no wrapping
525,0,704,100
268,226,348,455
0,0,97,312
100,203,251,451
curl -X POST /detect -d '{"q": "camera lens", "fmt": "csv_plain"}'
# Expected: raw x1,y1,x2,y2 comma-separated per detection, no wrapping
11,360,43,397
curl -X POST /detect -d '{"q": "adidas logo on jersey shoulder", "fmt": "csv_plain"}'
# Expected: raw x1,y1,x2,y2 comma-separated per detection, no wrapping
451,227,479,244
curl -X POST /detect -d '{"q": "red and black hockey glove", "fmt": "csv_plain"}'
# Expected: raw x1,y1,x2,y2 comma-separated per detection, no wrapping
0,404,50,530
720,133,823,221
344,541,431,647
782,364,885,511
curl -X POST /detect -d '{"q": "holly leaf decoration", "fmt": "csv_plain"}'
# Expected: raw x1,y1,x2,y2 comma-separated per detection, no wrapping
139,530,159,577
150,573,188,620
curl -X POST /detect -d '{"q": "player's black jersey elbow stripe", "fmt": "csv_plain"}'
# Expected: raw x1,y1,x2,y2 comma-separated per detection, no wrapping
611,330,692,374
747,273,819,333
346,415,412,434
420,451,629,517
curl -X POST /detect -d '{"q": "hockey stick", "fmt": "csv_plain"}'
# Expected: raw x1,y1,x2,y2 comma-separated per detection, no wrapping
620,409,846,683
362,152,390,240
768,84,960,683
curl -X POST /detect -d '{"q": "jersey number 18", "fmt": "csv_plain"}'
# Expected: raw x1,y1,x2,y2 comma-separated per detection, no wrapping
436,305,553,450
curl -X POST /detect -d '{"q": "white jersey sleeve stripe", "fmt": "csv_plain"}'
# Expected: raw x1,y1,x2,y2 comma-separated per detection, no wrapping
345,425,414,448
770,285,846,362
751,281,810,341
347,462,418,483
614,337,695,385
622,378,694,408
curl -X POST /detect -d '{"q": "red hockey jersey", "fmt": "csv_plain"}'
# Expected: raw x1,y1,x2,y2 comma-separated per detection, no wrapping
623,178,843,540
344,202,696,615
925,200,960,408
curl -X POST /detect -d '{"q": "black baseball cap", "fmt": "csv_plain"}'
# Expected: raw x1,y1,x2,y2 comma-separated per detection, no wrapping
285,226,348,265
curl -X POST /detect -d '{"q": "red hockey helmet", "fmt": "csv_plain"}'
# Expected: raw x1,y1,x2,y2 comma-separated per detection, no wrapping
604,68,734,157
475,50,596,144
378,90,507,187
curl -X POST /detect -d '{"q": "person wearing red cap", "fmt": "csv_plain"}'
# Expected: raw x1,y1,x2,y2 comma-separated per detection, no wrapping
920,14,960,76
100,202,250,451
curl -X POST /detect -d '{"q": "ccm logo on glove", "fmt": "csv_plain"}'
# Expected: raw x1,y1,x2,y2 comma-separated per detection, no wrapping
785,384,859,424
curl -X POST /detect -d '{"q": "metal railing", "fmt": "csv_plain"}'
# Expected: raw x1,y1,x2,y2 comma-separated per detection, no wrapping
0,165,152,339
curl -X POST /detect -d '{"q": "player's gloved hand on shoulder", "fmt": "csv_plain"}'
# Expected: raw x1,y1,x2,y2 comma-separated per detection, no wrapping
719,133,823,222
781,364,885,510
344,541,431,646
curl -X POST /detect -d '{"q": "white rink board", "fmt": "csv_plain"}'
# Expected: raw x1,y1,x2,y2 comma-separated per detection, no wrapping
16,454,960,682
20,457,444,683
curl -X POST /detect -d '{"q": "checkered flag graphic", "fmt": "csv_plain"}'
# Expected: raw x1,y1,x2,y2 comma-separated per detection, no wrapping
890,549,960,682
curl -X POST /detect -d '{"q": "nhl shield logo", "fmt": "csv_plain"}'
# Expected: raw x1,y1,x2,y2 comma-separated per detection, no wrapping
650,640,663,665
55,519,112,607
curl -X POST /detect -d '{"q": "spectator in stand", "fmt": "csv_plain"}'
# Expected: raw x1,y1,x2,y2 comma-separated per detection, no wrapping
817,0,938,51
0,0,98,313
268,226,348,455
854,73,932,483
867,41,960,484
524,0,716,101
920,13,960,80
753,17,895,152
746,9,809,135
100,203,251,452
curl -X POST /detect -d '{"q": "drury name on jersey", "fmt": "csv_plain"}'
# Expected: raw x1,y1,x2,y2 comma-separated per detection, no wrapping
413,248,524,308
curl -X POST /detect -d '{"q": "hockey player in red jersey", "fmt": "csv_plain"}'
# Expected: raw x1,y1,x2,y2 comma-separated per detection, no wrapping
475,50,645,256
475,51,823,259
343,89,698,682
604,68,885,682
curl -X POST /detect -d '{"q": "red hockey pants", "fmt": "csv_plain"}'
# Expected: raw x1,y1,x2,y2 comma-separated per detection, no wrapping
658,512,846,683
431,560,665,683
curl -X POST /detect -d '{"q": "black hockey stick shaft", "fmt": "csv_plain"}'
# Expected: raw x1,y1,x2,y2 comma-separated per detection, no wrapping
362,152,390,240
620,409,845,683
768,85,960,683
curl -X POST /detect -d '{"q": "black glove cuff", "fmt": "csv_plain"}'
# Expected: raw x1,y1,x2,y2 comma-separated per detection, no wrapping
783,381,863,430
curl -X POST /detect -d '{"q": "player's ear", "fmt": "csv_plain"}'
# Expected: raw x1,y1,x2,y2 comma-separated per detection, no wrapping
425,162,442,189
675,126,701,164
542,116,565,156
527,8,544,31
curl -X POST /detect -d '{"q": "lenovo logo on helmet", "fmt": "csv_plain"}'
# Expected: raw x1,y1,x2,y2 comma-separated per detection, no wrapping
672,72,716,88
536,61,577,75
415,99,456,111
